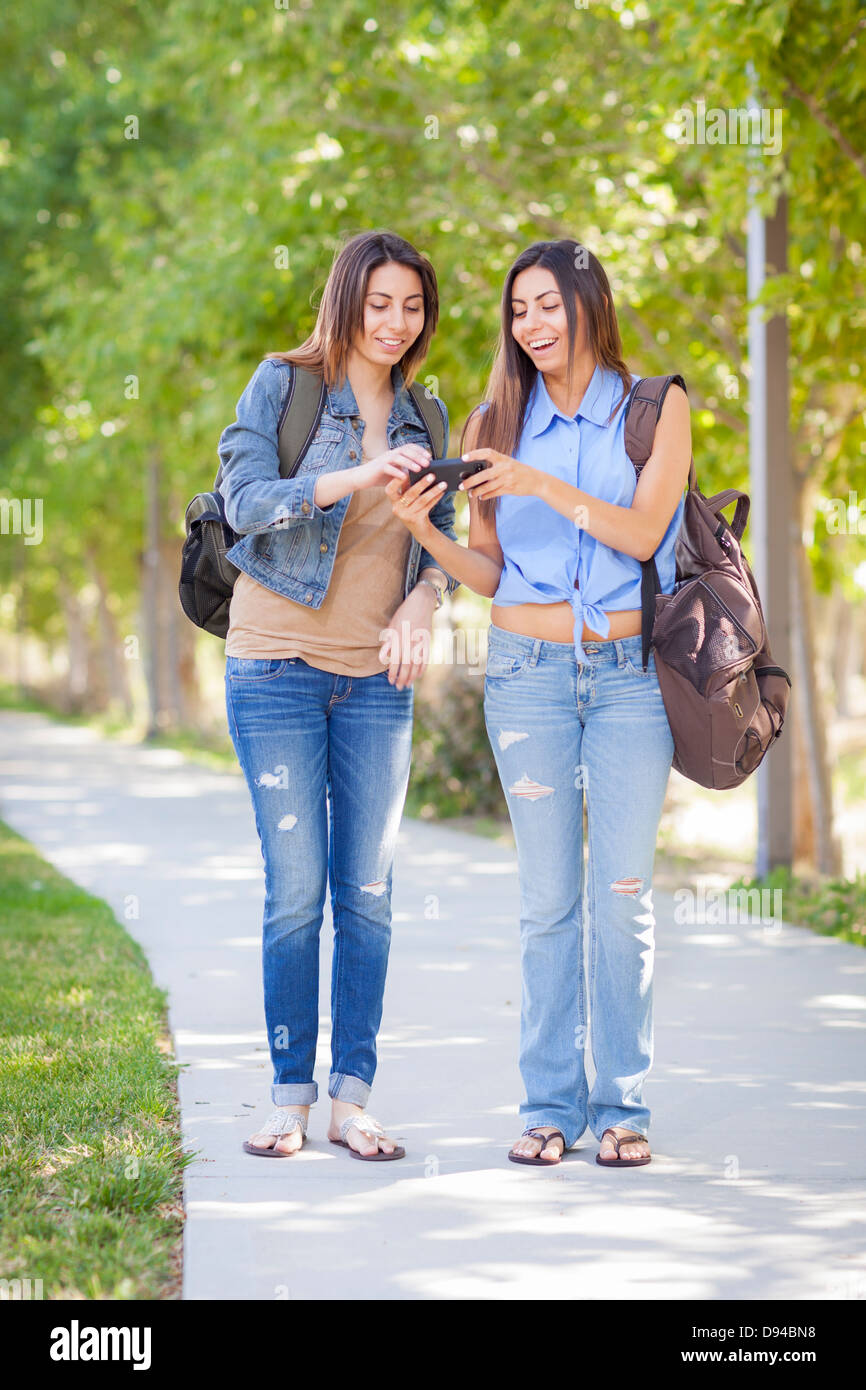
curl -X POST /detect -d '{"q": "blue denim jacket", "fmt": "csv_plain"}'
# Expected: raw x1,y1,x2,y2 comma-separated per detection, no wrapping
216,359,459,608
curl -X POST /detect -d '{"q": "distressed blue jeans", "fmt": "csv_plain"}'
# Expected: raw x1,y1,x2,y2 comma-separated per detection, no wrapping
483,625,675,1148
225,655,414,1108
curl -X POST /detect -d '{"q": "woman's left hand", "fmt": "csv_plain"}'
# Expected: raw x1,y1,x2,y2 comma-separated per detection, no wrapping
385,468,448,541
458,449,540,499
380,588,435,688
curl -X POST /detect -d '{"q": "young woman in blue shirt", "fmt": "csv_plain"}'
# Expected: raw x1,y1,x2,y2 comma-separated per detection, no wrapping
389,239,691,1167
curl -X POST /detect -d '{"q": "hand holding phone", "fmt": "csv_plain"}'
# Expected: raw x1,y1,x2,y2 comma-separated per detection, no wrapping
403,457,487,493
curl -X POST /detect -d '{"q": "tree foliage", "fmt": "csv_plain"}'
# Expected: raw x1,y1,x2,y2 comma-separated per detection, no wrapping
1,0,863,639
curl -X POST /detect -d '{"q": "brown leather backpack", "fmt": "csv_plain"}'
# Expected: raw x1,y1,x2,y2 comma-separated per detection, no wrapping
625,375,792,790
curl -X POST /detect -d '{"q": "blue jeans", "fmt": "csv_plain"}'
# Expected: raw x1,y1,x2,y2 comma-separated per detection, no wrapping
225,655,414,1108
483,625,674,1148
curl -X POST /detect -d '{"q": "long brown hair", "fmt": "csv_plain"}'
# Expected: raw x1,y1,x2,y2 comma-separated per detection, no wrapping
462,240,632,519
266,229,439,388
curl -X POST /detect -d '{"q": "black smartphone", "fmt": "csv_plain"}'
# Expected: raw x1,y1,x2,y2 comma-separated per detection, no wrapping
402,457,487,493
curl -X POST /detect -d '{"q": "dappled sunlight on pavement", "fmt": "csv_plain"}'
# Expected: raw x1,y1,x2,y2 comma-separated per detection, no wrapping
1,709,865,1300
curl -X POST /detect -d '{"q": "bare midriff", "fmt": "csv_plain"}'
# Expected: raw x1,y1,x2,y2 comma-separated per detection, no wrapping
490,599,642,644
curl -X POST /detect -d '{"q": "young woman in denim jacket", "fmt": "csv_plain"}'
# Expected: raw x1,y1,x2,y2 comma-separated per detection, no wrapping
218,231,457,1160
389,240,691,1168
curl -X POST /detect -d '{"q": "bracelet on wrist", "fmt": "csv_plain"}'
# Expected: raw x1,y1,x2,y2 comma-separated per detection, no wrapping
416,577,445,609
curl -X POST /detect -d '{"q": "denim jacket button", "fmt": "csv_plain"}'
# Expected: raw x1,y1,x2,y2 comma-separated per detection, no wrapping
305,591,313,602
319,542,328,553
349,450,358,460
301,501,310,514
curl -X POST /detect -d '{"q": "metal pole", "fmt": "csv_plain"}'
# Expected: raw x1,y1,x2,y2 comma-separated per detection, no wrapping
747,103,793,875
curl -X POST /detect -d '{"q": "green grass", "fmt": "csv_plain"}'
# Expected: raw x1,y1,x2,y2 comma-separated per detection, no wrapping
729,865,866,948
0,820,189,1299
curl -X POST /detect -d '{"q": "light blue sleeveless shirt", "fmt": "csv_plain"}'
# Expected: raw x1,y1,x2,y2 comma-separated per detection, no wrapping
489,364,684,664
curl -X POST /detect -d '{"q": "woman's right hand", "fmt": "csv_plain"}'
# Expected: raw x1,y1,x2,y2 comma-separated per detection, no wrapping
353,444,431,490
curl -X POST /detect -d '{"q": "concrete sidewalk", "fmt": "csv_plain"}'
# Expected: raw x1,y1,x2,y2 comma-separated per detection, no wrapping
1,709,865,1301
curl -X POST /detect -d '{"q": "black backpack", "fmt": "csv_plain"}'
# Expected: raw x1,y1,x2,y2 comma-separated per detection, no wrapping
179,363,446,638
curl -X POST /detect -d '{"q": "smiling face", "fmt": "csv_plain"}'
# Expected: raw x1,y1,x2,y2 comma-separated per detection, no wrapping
353,260,426,367
510,264,588,374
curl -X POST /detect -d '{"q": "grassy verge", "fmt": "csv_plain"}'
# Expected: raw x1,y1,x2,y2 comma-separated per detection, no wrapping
0,820,188,1299
728,866,866,948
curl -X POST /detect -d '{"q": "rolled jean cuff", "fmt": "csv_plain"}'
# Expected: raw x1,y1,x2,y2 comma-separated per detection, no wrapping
328,1072,371,1107
593,1120,649,1142
272,1081,318,1106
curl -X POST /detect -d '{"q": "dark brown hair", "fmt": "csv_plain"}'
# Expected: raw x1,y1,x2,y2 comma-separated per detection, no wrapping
266,229,439,387
462,240,632,519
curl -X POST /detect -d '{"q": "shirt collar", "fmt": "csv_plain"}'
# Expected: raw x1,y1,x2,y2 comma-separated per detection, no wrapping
327,364,421,427
527,363,621,436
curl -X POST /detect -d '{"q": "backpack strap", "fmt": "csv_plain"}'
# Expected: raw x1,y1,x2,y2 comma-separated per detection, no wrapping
407,382,446,459
278,367,445,472
622,373,692,671
221,362,441,490
277,364,328,478
624,374,694,489
704,488,750,541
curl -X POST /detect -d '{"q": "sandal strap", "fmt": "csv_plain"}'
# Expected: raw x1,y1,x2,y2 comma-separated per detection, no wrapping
523,1127,567,1151
538,1130,566,1152
340,1112,385,1144
260,1108,308,1139
601,1127,647,1151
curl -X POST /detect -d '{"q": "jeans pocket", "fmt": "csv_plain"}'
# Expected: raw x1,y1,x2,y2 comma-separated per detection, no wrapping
485,649,528,679
227,657,290,681
624,649,658,680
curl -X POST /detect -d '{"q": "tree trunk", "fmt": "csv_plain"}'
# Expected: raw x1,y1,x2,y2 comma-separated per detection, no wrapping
140,475,203,734
13,541,29,698
158,534,182,727
60,588,89,713
789,474,842,876
86,555,133,719
792,670,817,867
142,453,162,736
82,592,110,712
159,532,200,727
176,625,200,727
830,590,852,717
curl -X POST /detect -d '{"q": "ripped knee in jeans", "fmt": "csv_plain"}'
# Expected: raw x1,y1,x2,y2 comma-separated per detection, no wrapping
610,877,643,897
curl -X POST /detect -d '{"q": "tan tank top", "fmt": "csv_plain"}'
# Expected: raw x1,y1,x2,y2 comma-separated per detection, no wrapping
225,484,412,676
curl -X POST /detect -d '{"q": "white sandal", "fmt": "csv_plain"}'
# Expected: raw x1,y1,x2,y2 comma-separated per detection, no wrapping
242,1107,308,1158
329,1112,405,1162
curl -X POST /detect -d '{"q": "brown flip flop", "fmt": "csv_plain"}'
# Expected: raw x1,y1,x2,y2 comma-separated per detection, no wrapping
508,1127,567,1166
595,1126,651,1167
329,1113,405,1161
242,1108,307,1158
